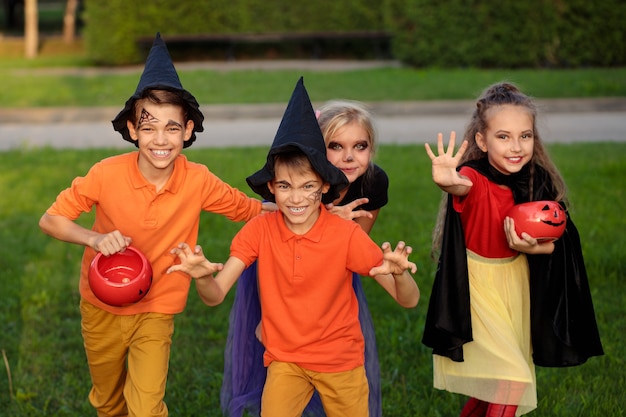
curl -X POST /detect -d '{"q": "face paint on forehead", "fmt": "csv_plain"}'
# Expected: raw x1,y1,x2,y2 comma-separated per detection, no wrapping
138,108,159,125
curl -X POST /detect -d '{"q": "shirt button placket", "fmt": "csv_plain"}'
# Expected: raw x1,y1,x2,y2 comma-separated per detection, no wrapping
294,239,302,280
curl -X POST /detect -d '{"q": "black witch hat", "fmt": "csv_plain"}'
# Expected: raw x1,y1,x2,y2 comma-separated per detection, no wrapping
111,32,204,148
246,77,348,204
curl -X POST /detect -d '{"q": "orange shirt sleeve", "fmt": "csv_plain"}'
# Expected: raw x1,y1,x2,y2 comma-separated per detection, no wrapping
198,167,262,222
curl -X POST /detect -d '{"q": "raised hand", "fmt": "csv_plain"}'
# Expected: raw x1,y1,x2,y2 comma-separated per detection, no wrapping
424,131,473,191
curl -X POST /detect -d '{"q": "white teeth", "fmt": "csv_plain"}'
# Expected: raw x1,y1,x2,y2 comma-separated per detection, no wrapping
290,207,305,213
153,150,169,156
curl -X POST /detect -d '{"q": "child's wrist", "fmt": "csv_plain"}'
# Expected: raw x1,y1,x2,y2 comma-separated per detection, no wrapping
194,274,213,281
192,260,216,280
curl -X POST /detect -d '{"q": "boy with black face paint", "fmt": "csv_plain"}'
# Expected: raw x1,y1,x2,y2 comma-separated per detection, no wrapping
168,77,420,417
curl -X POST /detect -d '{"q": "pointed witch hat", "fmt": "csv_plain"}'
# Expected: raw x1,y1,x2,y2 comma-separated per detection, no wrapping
112,32,204,148
246,77,348,204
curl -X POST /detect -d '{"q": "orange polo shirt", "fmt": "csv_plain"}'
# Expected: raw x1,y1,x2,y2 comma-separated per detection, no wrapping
231,206,384,373
47,152,261,315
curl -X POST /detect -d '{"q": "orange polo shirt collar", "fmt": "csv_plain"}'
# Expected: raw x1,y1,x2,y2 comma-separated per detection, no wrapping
128,152,187,195
276,205,328,243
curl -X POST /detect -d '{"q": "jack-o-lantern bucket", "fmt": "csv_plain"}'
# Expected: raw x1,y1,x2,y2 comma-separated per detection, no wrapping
506,200,566,242
88,246,152,307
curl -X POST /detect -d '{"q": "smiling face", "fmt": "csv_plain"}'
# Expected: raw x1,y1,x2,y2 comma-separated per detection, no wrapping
325,121,373,184
268,155,330,235
475,104,534,175
127,100,193,181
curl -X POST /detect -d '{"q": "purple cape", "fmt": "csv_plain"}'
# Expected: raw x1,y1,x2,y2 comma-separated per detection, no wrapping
221,262,382,416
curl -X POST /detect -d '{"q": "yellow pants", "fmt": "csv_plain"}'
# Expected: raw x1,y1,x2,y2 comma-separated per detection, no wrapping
261,361,369,417
80,299,174,417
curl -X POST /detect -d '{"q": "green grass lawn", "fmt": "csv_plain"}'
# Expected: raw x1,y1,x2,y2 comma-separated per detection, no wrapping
1,66,625,108
1,143,624,416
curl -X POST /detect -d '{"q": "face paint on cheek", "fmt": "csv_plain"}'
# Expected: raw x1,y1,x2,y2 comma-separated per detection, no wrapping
305,187,323,203
138,108,158,125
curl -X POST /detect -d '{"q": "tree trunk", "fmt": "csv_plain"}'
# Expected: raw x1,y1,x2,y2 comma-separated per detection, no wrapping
63,0,78,43
24,0,38,59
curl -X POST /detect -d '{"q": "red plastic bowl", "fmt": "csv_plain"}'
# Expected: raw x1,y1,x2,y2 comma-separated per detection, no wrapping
88,246,152,307
506,200,566,242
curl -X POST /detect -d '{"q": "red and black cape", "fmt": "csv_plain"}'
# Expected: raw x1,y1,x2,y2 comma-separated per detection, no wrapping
422,158,603,367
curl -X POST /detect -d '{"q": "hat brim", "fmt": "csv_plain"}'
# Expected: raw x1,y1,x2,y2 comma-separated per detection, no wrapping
246,143,348,204
112,86,204,149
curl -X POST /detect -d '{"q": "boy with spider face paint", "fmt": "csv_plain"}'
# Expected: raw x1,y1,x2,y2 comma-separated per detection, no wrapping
39,33,273,417
168,77,420,417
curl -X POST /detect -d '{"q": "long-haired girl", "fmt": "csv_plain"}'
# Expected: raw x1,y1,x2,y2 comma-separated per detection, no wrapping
422,82,603,417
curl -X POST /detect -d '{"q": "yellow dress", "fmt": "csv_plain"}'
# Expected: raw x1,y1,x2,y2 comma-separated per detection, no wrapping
433,251,537,416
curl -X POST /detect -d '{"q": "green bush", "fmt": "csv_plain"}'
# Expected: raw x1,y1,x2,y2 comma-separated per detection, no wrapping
552,0,626,67
82,0,625,67
82,0,385,65
83,0,250,64
385,0,626,68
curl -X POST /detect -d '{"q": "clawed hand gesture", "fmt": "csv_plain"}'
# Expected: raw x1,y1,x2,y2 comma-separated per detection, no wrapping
369,241,417,277
325,197,373,221
167,242,224,278
424,132,473,191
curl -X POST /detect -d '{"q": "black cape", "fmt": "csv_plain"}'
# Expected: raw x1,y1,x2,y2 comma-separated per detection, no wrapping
422,158,604,367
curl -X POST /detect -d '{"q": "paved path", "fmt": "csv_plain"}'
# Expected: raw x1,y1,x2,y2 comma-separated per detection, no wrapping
1,98,624,150
1,60,624,150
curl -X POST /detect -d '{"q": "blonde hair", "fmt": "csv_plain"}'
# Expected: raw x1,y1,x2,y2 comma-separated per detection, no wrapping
431,82,568,258
317,100,377,184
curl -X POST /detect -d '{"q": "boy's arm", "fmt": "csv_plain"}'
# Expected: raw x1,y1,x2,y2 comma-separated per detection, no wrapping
195,257,246,306
369,241,420,308
39,212,130,255
168,243,246,306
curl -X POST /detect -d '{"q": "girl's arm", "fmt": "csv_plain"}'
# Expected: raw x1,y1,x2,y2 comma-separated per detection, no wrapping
354,208,380,234
261,201,278,214
425,132,474,196
369,241,420,308
168,243,246,306
39,213,131,255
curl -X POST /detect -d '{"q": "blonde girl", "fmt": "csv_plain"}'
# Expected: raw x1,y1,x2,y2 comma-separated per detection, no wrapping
317,100,386,234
